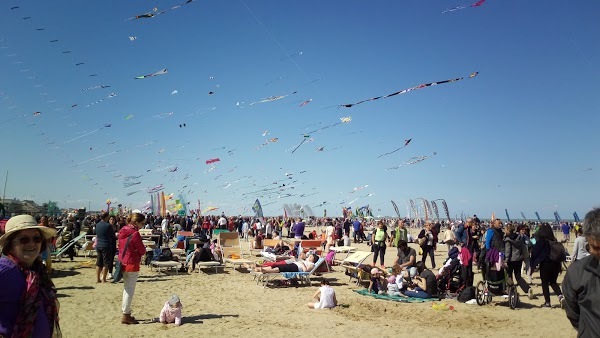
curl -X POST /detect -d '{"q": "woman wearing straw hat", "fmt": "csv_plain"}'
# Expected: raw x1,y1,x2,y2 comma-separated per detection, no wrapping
0,214,61,337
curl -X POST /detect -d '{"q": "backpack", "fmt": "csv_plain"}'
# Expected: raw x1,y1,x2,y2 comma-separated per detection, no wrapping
549,241,567,263
457,286,476,303
158,248,173,261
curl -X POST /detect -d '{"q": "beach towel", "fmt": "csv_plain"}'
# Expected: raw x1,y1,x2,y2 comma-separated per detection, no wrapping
353,289,436,303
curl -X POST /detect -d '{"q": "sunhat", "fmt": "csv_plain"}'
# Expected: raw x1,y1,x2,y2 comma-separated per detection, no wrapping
168,294,181,306
370,268,381,275
0,215,57,246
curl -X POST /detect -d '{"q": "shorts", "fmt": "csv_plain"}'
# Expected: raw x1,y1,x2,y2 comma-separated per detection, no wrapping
278,263,300,273
313,302,321,309
96,248,115,270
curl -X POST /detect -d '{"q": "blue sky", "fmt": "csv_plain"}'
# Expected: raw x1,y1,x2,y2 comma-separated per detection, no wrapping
0,0,598,219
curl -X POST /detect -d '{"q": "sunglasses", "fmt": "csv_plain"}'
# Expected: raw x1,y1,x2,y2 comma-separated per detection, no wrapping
14,236,44,245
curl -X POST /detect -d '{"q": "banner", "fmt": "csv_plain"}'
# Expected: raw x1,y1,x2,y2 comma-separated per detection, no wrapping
573,212,580,223
535,211,541,221
252,199,264,218
409,199,417,220
505,209,511,222
391,200,401,218
441,200,450,221
520,212,527,221
431,201,440,221
554,211,561,224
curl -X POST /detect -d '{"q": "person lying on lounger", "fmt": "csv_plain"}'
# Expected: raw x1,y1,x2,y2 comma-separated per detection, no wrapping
254,253,319,273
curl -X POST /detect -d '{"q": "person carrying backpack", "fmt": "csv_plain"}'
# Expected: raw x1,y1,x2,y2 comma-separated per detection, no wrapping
531,223,564,308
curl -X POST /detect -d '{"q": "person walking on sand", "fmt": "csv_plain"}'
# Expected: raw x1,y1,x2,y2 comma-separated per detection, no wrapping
95,211,116,283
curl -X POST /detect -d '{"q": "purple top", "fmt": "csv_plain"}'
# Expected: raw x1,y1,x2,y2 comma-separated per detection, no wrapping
0,256,51,337
293,222,305,238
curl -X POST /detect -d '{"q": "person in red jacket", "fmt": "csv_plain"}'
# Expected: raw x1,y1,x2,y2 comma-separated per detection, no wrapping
118,213,147,324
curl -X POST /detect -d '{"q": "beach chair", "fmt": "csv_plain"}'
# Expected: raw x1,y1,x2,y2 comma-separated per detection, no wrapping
260,239,292,261
150,260,182,274
218,232,254,272
51,233,86,262
251,257,326,288
340,250,372,285
80,239,95,258
299,239,324,256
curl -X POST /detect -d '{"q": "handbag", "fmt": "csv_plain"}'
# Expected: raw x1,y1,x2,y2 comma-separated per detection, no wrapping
112,234,133,283
418,236,426,247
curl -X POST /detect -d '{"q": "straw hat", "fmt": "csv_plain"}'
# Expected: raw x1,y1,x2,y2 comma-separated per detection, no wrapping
0,215,56,246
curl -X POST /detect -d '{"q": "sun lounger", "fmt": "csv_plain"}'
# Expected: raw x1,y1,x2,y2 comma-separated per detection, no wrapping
51,233,86,262
251,257,326,288
218,232,254,272
339,250,372,285
151,260,181,274
192,261,224,273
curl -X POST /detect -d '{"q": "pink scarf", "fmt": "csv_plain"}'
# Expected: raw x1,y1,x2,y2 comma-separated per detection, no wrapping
8,255,61,337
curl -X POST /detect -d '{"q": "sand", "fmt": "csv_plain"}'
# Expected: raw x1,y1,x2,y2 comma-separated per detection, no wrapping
53,232,576,338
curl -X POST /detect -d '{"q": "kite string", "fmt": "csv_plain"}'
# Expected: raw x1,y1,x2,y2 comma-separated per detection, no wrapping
239,0,311,83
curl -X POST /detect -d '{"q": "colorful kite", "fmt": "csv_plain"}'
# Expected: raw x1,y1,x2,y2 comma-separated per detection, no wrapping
33,111,41,116
339,72,478,108
206,158,220,165
134,68,168,79
377,138,412,158
299,99,312,107
124,114,134,120
443,0,486,14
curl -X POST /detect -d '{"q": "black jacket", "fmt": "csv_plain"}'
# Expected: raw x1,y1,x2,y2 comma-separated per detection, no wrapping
562,255,600,338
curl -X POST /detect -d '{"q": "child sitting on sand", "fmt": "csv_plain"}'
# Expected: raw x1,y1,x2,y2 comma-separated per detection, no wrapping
158,295,183,326
306,279,337,309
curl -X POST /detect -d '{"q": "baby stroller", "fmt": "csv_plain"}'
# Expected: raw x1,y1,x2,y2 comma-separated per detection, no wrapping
437,247,465,299
476,250,519,309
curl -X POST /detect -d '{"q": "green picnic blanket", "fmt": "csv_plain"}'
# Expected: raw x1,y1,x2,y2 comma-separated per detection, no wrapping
354,289,436,303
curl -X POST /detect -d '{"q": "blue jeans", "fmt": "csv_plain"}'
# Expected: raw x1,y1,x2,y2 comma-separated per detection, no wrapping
403,287,432,299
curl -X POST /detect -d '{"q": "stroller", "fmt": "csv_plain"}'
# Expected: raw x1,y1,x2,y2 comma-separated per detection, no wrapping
475,249,519,309
437,247,466,299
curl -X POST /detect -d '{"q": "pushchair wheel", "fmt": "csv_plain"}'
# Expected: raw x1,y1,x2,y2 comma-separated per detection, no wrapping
476,281,486,306
508,286,519,309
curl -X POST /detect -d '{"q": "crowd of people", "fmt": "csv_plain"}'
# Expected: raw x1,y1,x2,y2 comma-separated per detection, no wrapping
0,208,599,336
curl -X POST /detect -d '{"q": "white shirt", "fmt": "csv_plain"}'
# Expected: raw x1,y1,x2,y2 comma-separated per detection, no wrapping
316,286,336,309
218,217,227,226
161,219,168,232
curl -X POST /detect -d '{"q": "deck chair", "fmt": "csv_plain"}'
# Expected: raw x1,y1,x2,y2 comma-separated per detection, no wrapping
251,257,326,288
340,250,372,285
218,232,253,271
260,239,292,261
51,233,86,262
299,240,324,256
80,239,95,258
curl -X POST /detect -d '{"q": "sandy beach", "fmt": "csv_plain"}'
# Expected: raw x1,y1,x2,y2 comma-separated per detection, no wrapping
53,234,576,338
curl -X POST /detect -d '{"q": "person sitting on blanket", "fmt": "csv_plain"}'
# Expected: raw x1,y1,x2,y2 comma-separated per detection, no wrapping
402,261,437,299
306,279,337,309
254,253,319,273
393,240,418,279
386,265,409,296
368,267,385,294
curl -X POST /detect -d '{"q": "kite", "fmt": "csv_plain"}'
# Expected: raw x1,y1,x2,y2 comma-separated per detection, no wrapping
340,72,479,108
179,123,187,128
123,181,141,188
299,99,312,107
64,123,113,143
33,112,41,116
49,40,59,43
104,124,111,128
128,36,137,41
11,6,19,9
75,62,84,66
291,135,311,154
206,158,220,165
134,68,167,79
168,166,179,172
208,91,214,95
304,116,352,134
154,112,174,119
377,138,412,158
171,90,178,95
62,51,71,54
81,85,110,91
316,147,324,152
247,91,297,106
124,114,134,120
386,152,437,170
147,185,164,194
262,130,269,136
280,51,303,61
202,206,218,214
126,0,195,21
443,0,486,14
86,93,116,107
36,28,45,31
